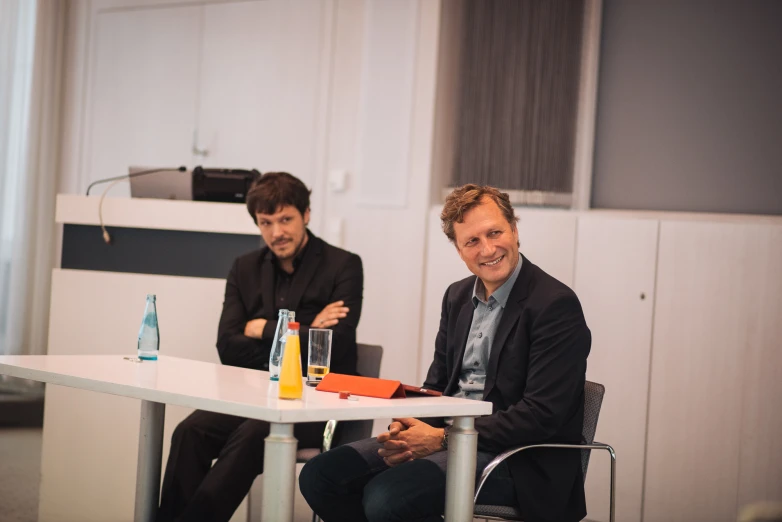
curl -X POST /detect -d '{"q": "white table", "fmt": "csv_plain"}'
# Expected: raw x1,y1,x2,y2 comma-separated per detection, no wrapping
0,355,491,522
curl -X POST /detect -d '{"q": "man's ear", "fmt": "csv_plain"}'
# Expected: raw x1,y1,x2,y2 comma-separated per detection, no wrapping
303,208,311,226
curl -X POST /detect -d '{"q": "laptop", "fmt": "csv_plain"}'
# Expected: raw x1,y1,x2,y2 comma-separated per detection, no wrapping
129,166,192,200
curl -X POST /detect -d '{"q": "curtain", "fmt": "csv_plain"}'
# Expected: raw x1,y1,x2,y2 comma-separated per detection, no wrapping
448,0,585,195
0,0,66,365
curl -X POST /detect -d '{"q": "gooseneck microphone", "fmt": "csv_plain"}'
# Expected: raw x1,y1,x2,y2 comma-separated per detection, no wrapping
87,166,188,245
85,166,187,196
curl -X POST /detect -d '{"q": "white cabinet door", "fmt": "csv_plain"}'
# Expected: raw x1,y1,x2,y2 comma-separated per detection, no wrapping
736,225,782,511
738,226,782,509
86,5,201,197
644,221,782,522
574,215,658,522
195,0,329,189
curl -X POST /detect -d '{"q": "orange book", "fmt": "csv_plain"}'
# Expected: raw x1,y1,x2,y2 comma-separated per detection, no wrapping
315,373,443,399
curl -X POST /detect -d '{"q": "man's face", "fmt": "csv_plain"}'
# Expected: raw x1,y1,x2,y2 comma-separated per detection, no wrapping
453,198,520,295
256,205,310,261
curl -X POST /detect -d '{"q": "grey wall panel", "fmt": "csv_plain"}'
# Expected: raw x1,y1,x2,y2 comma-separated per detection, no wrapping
591,1,782,215
61,225,261,279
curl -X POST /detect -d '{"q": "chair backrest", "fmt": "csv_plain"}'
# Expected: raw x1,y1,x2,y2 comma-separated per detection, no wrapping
356,343,383,380
332,343,384,445
581,380,605,478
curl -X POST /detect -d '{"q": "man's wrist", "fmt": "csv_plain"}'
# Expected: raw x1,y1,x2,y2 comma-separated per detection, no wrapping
440,426,450,451
259,318,275,339
244,318,268,339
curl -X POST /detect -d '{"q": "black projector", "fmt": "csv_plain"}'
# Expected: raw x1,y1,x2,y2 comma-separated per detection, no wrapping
191,166,261,204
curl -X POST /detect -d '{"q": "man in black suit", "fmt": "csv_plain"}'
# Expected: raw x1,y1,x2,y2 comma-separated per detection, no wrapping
157,172,364,522
299,184,590,522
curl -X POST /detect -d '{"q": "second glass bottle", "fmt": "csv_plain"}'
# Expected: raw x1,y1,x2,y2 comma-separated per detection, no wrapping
268,309,290,380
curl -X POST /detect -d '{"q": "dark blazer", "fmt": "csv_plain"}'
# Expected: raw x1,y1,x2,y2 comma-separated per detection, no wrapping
424,255,591,522
216,232,363,377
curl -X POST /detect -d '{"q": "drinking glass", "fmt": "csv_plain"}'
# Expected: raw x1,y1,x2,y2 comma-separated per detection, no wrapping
307,329,333,381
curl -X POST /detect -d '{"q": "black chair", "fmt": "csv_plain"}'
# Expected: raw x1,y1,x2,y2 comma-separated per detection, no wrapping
473,380,616,522
297,343,384,522
295,343,384,461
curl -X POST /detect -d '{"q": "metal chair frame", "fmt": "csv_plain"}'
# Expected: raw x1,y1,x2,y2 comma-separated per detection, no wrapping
473,381,616,522
473,442,616,521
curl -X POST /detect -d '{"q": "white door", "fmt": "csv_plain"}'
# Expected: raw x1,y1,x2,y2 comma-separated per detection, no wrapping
322,0,437,387
86,5,201,197
195,0,329,191
574,215,659,522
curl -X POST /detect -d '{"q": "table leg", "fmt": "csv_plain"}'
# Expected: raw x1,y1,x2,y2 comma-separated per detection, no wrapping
444,416,478,522
134,400,165,522
261,422,297,522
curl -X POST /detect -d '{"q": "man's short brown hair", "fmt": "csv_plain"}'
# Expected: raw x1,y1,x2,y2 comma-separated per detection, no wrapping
440,184,518,243
246,172,311,223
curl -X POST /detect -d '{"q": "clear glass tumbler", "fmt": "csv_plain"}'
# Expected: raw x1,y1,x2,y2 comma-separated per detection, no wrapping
307,328,333,381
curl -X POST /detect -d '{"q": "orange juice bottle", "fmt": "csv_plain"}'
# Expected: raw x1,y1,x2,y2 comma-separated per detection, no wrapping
278,321,303,400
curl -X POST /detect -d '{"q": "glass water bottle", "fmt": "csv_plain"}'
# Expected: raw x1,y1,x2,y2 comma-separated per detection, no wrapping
268,309,289,380
137,294,160,360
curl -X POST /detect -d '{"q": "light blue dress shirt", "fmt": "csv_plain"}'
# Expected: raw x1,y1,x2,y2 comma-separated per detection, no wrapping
453,254,522,401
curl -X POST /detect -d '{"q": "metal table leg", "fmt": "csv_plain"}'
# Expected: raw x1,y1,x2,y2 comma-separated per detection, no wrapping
261,423,297,522
444,416,478,522
134,400,165,522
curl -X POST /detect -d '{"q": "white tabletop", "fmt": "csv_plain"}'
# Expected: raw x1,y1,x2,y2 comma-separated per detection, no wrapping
0,355,491,423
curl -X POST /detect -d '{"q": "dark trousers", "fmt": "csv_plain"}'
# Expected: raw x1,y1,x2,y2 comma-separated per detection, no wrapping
299,437,519,522
156,410,325,522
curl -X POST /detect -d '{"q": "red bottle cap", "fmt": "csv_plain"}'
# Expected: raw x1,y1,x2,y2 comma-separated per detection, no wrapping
338,391,351,399
287,321,300,330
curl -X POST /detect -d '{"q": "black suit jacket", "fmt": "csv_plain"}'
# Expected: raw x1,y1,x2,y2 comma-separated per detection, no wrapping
423,256,591,522
216,233,363,376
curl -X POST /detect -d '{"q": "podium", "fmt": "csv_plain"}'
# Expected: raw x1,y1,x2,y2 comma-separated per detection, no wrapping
57,194,260,278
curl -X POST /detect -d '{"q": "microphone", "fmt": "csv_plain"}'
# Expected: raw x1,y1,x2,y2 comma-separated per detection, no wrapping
87,166,188,245
85,166,187,196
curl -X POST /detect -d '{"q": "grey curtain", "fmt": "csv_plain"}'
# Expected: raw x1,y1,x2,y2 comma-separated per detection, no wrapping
449,0,584,193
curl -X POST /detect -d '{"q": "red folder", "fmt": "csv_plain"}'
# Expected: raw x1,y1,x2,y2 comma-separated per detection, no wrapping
315,373,442,399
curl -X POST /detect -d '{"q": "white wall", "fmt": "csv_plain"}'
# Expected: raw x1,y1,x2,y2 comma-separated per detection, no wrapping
592,0,782,215
318,0,440,387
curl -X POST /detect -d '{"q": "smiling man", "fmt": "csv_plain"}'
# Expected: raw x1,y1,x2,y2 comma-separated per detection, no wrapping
300,184,591,522
157,172,364,522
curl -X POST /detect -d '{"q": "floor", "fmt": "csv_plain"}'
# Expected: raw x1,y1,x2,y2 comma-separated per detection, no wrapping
0,428,42,522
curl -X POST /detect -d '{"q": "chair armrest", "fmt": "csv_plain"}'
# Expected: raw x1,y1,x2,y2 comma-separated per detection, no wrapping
322,420,338,452
474,442,616,503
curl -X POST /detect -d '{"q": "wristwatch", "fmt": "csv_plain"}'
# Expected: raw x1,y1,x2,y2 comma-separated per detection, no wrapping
440,425,451,450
